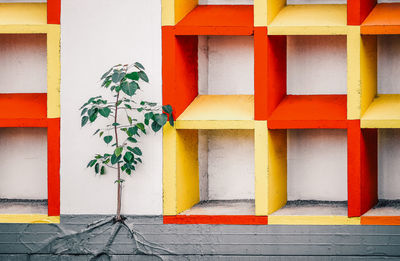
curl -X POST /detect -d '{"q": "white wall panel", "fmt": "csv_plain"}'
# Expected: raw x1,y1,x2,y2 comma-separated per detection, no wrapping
287,129,347,201
378,36,400,94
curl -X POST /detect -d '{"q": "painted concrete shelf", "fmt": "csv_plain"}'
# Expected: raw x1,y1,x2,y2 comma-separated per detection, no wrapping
361,3,400,35
0,93,48,127
268,95,347,129
268,5,348,35
174,5,253,35
268,201,359,225
0,3,50,33
361,95,400,128
176,95,254,130
362,201,400,225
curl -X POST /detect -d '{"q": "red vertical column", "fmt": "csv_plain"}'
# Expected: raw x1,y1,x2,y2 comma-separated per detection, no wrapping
47,0,61,24
348,120,378,217
347,0,376,25
266,35,287,118
47,118,60,216
162,27,198,118
254,27,268,120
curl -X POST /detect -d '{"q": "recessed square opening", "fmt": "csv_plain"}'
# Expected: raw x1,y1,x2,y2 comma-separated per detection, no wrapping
0,128,47,214
287,35,347,95
179,129,255,216
271,129,348,216
364,129,400,216
198,35,254,95
378,35,400,95
378,0,400,3
0,34,47,94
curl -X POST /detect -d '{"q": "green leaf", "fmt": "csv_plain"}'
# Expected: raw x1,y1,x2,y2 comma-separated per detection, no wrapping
121,81,137,96
81,108,88,116
162,105,172,114
123,152,134,163
104,135,113,144
127,115,133,125
93,129,100,136
81,116,89,127
114,179,125,184
99,107,111,118
154,114,168,126
100,166,105,175
101,67,113,80
125,104,132,109
95,163,100,174
112,72,126,83
127,127,138,137
99,131,104,137
126,72,139,81
114,147,123,157
169,113,174,126
136,123,145,132
126,169,132,175
111,154,121,165
127,137,137,143
131,147,142,156
138,71,149,83
151,121,162,132
134,62,145,70
136,158,142,163
87,159,96,168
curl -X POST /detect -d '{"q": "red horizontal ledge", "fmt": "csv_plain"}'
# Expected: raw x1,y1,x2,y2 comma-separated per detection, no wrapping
0,93,48,127
361,216,400,226
361,3,400,34
268,95,347,129
175,5,254,35
164,215,268,225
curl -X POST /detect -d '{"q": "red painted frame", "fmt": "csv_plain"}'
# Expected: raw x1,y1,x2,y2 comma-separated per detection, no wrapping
47,0,61,25
348,0,376,25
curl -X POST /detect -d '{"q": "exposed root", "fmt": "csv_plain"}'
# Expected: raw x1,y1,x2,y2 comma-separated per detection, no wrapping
19,216,182,261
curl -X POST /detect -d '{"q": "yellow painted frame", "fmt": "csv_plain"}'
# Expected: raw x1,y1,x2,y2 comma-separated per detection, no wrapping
0,215,60,224
255,121,268,215
347,26,361,120
163,125,199,215
268,216,361,225
162,0,198,26
47,25,61,118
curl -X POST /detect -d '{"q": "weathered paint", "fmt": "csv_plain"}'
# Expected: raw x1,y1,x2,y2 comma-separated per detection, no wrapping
267,129,287,215
268,5,348,35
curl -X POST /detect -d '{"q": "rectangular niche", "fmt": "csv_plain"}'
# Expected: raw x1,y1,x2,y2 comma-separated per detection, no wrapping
363,129,400,216
287,0,346,4
0,128,48,214
287,35,347,95
271,129,348,216
179,129,255,216
199,0,253,4
377,35,400,94
198,35,254,95
0,34,47,94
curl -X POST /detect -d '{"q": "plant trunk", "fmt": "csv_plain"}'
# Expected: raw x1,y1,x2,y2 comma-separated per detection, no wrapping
115,91,122,221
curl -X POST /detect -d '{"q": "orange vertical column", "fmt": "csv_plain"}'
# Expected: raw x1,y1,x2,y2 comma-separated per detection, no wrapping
47,0,61,24
47,118,60,216
347,0,376,25
347,120,378,217
266,35,286,118
254,27,268,120
162,27,198,118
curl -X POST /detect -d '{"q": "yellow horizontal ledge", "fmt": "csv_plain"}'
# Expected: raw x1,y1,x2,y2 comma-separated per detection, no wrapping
176,95,255,129
268,5,347,35
362,95,400,128
0,3,46,25
0,214,60,224
268,216,361,225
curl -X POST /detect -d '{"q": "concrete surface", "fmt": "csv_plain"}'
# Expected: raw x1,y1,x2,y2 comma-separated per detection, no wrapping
270,200,348,216
179,200,255,215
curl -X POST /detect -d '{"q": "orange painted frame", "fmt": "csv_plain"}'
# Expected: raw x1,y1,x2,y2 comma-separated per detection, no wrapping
361,3,400,35
48,0,61,25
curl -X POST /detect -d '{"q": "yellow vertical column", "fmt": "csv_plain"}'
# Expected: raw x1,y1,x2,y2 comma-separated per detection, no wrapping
176,129,199,214
47,25,61,118
267,129,287,214
347,26,361,120
360,35,377,117
255,121,268,215
163,125,178,215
